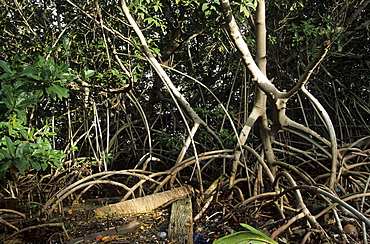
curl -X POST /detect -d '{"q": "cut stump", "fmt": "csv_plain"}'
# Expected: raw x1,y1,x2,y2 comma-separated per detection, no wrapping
168,197,193,244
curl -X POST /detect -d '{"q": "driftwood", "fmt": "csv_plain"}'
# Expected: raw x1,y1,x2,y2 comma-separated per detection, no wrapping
67,220,141,244
168,198,194,244
94,185,193,216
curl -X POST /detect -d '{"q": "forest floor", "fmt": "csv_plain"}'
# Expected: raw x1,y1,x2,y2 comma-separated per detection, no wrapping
0,178,364,244
1,203,222,244
1,194,361,244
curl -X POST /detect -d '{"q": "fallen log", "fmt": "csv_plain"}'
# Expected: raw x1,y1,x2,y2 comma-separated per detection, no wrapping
94,185,193,216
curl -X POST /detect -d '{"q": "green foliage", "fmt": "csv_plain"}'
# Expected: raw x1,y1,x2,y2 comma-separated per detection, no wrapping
0,57,73,182
288,19,317,47
194,106,237,148
219,128,237,149
214,223,277,244
128,0,166,32
201,0,220,18
235,0,258,18
0,0,367,183
289,1,305,11
267,35,277,45
154,130,183,156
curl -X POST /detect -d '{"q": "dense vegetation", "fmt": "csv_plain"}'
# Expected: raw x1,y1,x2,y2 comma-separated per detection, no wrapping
0,0,369,243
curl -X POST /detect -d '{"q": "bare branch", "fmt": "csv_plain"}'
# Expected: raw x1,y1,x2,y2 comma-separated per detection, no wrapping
220,0,281,101
283,40,332,98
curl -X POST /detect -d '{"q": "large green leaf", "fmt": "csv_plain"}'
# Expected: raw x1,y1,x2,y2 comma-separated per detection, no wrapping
2,84,15,109
84,69,95,78
21,65,43,80
49,84,68,99
5,136,15,157
240,224,277,244
214,231,266,244
0,60,13,73
13,159,27,175
16,92,36,108
0,160,12,170
30,160,42,171
214,224,277,244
